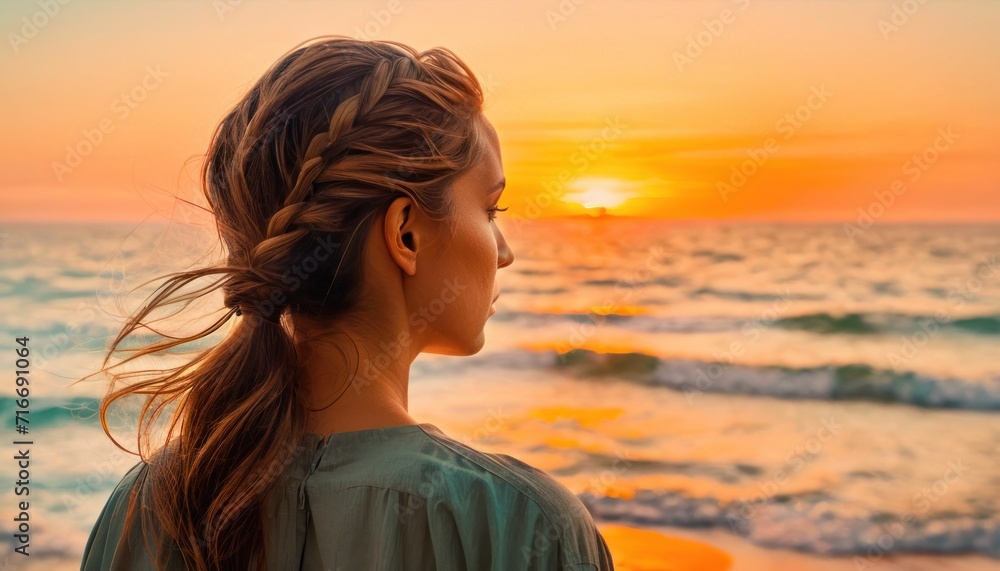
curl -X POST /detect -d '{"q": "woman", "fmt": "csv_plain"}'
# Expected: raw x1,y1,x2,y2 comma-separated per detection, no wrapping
81,36,615,570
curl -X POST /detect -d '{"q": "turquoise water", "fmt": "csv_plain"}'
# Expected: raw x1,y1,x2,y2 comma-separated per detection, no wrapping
1,220,998,564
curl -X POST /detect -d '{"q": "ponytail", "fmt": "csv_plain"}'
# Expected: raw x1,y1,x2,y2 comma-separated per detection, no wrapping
82,35,485,570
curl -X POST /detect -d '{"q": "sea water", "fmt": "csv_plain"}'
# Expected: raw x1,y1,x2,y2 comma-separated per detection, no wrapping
1,219,998,565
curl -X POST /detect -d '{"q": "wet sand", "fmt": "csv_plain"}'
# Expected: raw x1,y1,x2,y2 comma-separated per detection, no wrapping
598,522,1000,571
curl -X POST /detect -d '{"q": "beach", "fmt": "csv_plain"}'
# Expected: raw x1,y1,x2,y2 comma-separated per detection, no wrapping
1,219,998,568
600,523,1000,570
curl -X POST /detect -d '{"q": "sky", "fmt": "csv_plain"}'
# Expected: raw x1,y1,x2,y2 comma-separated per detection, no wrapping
1,0,998,222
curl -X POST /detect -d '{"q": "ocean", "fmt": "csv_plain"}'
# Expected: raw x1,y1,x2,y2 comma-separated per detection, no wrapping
1,219,998,568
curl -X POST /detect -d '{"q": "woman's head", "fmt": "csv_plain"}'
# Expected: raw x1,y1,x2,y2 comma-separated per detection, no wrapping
91,36,511,570
211,35,511,351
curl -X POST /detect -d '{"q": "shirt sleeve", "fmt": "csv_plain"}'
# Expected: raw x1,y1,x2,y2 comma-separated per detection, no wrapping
409,481,568,570
419,470,614,571
488,454,616,570
80,461,185,571
406,444,616,570
80,461,147,571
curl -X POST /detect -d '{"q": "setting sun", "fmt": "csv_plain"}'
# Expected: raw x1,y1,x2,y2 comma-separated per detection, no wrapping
563,177,638,214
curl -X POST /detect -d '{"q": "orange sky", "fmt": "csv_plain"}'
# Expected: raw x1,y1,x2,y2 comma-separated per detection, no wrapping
2,0,998,222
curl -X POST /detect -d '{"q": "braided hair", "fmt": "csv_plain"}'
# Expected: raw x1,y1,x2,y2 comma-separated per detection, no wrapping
89,35,487,570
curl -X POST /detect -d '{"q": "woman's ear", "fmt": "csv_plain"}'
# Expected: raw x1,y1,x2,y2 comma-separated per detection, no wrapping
384,197,419,276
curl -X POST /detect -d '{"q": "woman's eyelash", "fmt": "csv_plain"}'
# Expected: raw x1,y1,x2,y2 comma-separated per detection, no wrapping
487,205,509,220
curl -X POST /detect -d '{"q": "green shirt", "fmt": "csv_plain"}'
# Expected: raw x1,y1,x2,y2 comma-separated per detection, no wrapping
81,422,615,570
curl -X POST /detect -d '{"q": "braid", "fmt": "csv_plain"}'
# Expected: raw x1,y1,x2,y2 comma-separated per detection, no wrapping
231,54,414,319
267,58,395,238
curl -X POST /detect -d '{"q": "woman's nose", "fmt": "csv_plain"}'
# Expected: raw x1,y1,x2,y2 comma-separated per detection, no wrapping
496,230,514,269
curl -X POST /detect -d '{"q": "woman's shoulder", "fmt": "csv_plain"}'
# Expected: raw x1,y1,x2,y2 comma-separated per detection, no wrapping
317,422,614,566
81,460,161,570
415,424,589,515
406,424,615,569
81,449,189,570
82,460,145,550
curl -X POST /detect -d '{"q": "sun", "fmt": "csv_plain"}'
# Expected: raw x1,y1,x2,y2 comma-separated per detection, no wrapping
562,177,636,214
567,186,628,209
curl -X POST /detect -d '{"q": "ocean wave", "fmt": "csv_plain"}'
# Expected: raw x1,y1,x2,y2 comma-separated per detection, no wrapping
690,288,818,302
547,348,1000,410
776,312,1000,336
0,397,100,429
495,310,1000,336
494,311,752,333
578,489,1000,557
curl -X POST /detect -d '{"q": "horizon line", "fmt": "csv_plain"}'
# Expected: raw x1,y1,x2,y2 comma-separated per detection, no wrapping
3,216,1000,226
